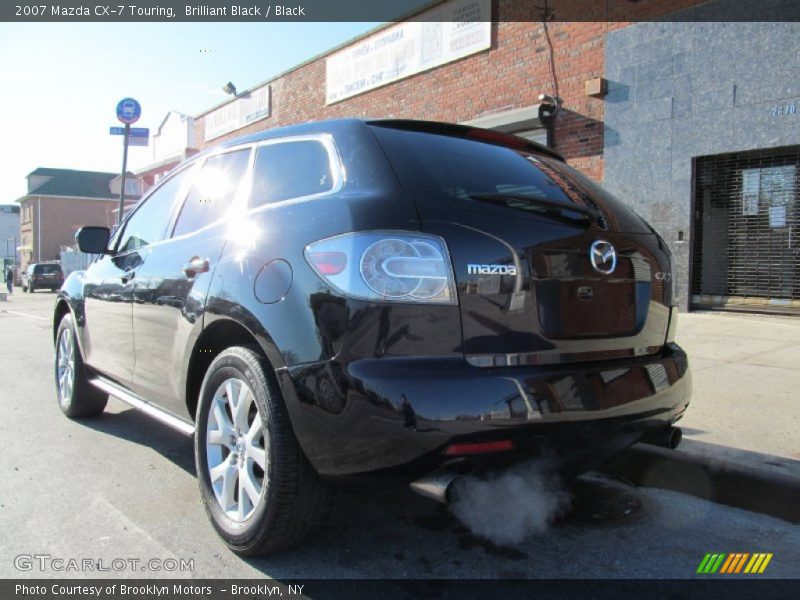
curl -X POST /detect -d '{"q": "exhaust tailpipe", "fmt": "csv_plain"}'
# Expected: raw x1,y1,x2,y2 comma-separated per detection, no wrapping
643,426,682,449
410,470,464,504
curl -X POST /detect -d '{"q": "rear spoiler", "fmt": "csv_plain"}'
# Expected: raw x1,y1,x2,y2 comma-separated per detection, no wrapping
367,119,565,162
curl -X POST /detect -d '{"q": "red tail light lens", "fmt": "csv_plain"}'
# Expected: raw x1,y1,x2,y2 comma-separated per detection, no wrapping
444,440,515,456
307,251,347,275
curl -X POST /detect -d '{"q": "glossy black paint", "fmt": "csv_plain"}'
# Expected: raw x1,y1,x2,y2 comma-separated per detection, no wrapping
54,118,691,482
280,344,690,478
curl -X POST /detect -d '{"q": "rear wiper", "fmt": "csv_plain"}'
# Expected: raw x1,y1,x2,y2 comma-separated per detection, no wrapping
468,193,600,226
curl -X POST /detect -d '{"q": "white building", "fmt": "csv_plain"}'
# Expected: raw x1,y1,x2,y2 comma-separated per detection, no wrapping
0,204,21,264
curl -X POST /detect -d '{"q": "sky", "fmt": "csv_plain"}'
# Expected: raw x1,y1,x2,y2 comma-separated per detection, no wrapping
0,21,393,203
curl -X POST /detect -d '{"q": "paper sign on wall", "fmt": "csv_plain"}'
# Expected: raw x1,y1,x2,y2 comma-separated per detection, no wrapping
769,205,786,228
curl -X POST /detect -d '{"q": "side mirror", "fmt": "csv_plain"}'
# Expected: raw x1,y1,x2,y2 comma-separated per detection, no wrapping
76,226,111,254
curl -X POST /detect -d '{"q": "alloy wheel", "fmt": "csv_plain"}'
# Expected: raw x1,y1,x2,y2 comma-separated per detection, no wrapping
206,377,268,522
56,327,75,404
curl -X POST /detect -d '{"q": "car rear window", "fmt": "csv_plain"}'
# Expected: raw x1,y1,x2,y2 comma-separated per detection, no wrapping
34,264,62,274
369,125,652,233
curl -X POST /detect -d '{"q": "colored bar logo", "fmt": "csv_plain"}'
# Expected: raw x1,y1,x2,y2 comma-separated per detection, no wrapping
697,553,773,574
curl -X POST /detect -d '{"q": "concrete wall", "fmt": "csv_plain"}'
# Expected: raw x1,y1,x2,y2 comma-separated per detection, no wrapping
603,17,800,310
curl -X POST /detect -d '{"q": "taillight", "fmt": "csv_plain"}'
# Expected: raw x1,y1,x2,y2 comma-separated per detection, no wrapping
307,252,347,275
305,232,457,304
445,440,515,456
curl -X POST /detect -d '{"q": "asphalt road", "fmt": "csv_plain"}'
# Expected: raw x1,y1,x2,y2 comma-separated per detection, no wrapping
1,291,798,580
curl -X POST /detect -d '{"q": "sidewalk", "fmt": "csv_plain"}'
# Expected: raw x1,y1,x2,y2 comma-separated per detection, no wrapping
673,310,800,478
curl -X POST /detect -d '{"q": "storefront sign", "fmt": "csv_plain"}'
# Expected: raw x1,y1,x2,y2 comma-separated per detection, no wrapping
204,84,271,141
325,0,492,104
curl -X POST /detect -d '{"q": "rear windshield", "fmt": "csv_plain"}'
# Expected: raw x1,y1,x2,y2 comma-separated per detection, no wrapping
34,264,62,274
369,125,651,233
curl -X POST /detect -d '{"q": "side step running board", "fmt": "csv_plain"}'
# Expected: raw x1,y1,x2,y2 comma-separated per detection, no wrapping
89,377,195,437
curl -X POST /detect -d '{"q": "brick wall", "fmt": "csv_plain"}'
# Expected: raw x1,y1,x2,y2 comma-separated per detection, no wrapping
18,196,118,271
193,0,707,183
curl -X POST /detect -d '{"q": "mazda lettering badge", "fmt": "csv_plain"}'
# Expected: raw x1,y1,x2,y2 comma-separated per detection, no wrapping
590,240,617,274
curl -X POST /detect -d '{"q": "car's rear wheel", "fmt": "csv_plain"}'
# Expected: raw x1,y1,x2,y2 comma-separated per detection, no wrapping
195,346,332,555
55,313,108,417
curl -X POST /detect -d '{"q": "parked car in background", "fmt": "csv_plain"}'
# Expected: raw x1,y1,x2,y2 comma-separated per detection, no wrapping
53,119,691,555
23,262,64,292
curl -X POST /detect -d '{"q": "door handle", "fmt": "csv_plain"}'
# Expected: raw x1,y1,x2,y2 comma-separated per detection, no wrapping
182,257,210,278
120,270,135,284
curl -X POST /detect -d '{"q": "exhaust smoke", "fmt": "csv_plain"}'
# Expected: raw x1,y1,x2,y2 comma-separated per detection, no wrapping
449,461,570,546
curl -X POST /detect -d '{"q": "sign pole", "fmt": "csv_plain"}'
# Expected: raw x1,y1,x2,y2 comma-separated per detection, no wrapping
118,123,130,224
113,97,142,224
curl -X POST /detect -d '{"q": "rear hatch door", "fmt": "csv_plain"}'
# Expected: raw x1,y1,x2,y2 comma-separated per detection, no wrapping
370,122,674,365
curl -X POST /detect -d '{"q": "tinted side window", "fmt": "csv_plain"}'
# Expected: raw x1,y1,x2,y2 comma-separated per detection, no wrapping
173,149,251,237
250,140,334,207
118,168,191,253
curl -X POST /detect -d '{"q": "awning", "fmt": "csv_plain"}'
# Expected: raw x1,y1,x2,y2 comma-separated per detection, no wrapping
461,103,556,133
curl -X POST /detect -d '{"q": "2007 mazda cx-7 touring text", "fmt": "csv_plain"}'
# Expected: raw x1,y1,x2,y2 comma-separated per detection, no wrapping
53,119,691,554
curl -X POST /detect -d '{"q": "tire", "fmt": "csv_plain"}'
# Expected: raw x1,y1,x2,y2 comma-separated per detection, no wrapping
55,313,108,418
195,346,333,555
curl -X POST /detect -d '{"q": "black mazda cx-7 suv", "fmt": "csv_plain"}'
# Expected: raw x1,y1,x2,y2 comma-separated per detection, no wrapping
54,119,690,554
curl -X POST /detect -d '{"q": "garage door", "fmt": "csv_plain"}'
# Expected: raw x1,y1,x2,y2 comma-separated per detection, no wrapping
691,146,800,312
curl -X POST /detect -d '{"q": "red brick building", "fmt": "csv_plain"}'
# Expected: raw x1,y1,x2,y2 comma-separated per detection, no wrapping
155,0,703,183
136,0,800,311
16,168,141,272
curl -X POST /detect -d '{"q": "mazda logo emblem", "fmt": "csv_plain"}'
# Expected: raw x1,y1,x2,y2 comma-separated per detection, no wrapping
590,240,617,274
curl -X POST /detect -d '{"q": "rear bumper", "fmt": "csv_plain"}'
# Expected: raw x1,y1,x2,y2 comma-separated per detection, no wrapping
277,344,691,480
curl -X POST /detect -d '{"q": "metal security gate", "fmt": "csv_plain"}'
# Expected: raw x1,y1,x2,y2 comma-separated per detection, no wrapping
692,146,800,313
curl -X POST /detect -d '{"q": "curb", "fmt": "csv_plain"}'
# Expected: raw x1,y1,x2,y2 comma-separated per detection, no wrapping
600,443,800,524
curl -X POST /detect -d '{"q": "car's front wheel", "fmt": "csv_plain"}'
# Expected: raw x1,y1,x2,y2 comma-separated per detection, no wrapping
195,346,332,555
55,313,108,417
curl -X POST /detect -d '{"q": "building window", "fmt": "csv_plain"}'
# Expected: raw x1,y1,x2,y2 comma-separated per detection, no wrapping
125,179,142,195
